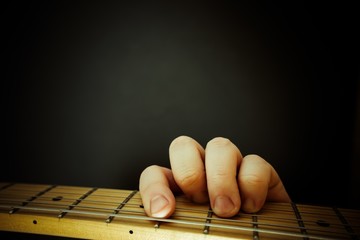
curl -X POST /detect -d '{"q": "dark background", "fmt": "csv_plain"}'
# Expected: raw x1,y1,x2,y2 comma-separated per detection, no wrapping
1,1,359,237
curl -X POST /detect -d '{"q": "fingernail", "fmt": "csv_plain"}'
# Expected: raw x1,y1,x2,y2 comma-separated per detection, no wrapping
214,196,235,216
150,195,169,217
243,199,256,213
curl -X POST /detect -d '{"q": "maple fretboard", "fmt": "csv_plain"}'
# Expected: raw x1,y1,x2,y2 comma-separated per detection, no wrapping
0,183,359,239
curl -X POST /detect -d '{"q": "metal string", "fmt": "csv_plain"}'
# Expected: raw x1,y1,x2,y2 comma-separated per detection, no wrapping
1,185,359,239
0,204,341,240
0,198,357,238
1,195,354,227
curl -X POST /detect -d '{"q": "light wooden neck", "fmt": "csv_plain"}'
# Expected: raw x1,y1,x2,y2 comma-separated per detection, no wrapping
0,182,359,239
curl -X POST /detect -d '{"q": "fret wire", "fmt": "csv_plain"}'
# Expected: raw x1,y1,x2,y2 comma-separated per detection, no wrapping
0,183,14,191
171,213,316,234
0,188,138,200
203,207,213,234
208,216,354,237
9,185,56,214
6,190,350,222
0,195,143,208
6,195,143,207
1,189,190,205
0,203,356,238
171,206,212,214
1,188,354,223
293,205,360,218
291,202,309,240
7,191,354,220
0,198,144,214
252,215,259,240
2,184,359,238
0,207,351,239
58,187,98,218
0,204,340,240
4,200,357,238
2,196,358,232
256,208,360,228
246,206,303,216
2,186,359,228
253,213,306,224
0,196,215,216
1,197,213,216
2,185,358,215
333,207,358,239
106,190,138,223
0,197,145,211
251,203,360,219
51,191,136,199
0,194,360,225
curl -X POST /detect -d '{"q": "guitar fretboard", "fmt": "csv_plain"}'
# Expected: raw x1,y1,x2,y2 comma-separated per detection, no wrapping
0,183,359,239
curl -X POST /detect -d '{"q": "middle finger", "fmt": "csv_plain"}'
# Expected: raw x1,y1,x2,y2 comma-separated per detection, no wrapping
205,137,243,217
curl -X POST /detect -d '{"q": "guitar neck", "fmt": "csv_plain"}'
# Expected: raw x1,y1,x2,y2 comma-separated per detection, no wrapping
0,183,359,239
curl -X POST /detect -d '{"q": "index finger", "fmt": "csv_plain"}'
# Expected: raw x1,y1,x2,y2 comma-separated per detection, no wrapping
169,136,208,203
139,165,180,218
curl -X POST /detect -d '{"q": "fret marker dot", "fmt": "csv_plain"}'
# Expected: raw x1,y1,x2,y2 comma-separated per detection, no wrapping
129,230,133,234
52,196,63,201
316,220,330,227
33,220,37,224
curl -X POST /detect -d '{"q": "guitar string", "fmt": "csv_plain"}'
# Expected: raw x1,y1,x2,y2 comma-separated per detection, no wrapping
1,194,357,228
0,189,360,215
2,190,358,219
1,187,359,234
0,204,342,240
0,196,307,230
3,185,360,216
1,191,356,229
0,203,354,238
1,190,359,220
0,198,357,237
1,202,358,237
1,196,351,237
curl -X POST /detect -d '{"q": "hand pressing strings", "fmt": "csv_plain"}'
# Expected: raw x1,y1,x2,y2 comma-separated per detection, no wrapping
139,136,291,218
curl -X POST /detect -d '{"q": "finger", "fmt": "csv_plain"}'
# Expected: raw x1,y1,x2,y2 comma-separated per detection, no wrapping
139,165,180,218
238,154,291,213
205,137,243,217
169,136,208,203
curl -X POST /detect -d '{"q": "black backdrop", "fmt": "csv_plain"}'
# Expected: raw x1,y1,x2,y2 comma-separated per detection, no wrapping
2,2,359,237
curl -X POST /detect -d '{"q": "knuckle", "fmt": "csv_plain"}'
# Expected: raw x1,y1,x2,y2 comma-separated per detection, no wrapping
143,165,161,173
212,167,236,181
239,174,267,186
212,171,230,181
140,165,160,181
176,169,203,188
245,154,268,164
207,137,232,148
246,154,261,159
170,135,194,150
139,165,162,192
244,154,272,170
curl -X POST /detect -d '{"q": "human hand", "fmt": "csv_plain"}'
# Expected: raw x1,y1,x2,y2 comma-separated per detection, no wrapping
139,136,291,218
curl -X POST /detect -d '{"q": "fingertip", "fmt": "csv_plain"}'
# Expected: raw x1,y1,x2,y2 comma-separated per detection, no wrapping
242,198,264,213
212,195,240,218
139,165,177,218
140,187,176,218
150,195,174,218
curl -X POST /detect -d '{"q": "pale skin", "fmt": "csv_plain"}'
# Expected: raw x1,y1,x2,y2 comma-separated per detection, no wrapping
139,136,291,218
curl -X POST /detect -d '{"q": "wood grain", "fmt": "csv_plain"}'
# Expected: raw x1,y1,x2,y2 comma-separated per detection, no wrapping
0,183,359,239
